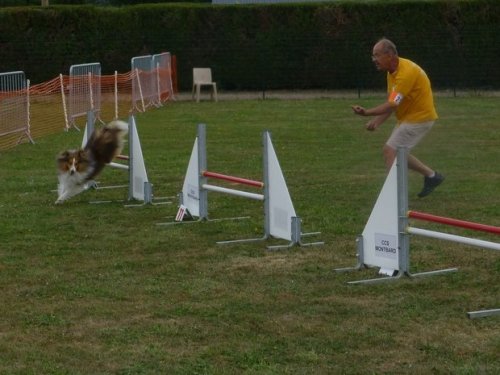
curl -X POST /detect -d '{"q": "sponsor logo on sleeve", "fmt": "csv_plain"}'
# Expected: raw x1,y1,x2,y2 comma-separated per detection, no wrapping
389,90,403,105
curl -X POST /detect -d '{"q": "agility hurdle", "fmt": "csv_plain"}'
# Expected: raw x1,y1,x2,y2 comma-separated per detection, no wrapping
81,110,153,204
164,123,323,249
337,147,499,318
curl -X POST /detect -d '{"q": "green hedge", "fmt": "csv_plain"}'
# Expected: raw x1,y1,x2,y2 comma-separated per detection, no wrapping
1,0,499,91
0,1,208,5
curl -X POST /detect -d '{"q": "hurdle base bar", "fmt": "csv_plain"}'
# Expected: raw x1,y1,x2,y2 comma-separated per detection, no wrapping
156,194,251,225
124,181,154,207
344,236,407,284
335,236,369,273
89,181,160,206
339,235,458,285
347,271,406,285
93,183,129,190
346,267,459,285
467,308,500,319
335,236,383,277
158,216,251,227
216,216,324,250
88,183,128,204
267,217,324,250
216,234,269,246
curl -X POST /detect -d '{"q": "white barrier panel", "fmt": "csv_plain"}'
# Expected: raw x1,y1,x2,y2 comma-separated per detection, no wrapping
68,63,101,130
0,71,33,144
131,55,154,112
131,52,175,112
152,52,175,104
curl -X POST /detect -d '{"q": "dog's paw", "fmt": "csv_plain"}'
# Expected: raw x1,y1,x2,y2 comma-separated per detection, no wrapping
55,199,64,205
86,180,98,190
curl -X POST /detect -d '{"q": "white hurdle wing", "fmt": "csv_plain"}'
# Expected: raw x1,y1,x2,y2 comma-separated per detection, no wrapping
266,131,296,242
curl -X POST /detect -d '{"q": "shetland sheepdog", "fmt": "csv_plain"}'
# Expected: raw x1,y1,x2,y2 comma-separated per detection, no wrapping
55,120,128,204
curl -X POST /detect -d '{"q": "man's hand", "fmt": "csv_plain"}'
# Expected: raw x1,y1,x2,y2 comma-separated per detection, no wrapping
365,118,381,131
365,117,390,131
351,105,366,116
352,103,393,130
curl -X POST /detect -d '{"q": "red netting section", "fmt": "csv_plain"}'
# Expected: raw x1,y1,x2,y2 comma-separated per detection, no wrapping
0,59,177,152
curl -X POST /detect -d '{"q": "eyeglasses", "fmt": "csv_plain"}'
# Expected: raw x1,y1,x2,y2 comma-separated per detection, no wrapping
371,52,387,59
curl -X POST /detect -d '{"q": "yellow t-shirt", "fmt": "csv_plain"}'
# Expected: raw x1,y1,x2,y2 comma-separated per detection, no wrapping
387,57,438,123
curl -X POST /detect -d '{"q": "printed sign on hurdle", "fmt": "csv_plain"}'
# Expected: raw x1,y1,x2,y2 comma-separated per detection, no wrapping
158,123,323,250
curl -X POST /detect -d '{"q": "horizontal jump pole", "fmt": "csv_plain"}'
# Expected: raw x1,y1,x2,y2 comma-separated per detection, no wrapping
115,154,129,161
408,210,500,235
408,226,500,252
202,171,264,188
108,162,129,171
202,184,264,201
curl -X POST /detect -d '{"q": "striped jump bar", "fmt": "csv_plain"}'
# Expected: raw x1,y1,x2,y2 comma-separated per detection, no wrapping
202,171,264,188
202,171,264,201
408,210,500,235
407,210,500,252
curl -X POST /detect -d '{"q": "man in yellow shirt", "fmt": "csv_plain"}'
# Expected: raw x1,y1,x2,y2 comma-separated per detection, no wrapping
352,38,444,198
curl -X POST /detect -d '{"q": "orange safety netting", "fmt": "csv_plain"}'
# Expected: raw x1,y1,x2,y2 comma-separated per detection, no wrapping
0,56,177,152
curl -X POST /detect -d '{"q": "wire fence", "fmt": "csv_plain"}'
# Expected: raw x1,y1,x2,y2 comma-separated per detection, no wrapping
0,58,176,152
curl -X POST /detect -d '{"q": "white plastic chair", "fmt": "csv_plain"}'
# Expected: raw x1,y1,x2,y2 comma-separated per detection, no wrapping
192,68,218,102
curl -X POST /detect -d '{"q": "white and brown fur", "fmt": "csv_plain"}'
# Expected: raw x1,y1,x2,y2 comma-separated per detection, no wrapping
55,120,128,204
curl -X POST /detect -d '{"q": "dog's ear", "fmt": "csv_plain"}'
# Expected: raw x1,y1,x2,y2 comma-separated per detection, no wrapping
78,148,89,160
57,150,70,162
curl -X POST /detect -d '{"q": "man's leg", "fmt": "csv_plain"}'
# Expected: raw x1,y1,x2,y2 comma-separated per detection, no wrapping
384,145,444,198
385,146,435,177
408,154,444,198
383,144,396,172
408,154,433,177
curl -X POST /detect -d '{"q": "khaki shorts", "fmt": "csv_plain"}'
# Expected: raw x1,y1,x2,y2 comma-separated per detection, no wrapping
386,121,435,150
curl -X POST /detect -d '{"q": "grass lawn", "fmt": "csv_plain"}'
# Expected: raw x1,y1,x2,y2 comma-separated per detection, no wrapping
0,95,499,374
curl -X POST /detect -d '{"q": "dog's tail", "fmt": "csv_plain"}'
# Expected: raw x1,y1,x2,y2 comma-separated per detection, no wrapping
106,120,129,138
106,119,128,155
